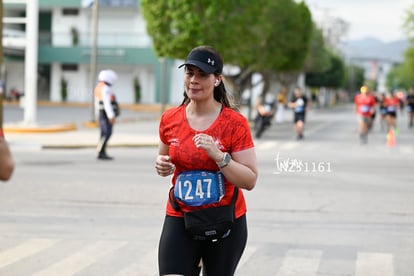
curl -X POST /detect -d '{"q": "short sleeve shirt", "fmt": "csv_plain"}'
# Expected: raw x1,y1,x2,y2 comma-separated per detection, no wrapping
354,94,376,117
384,97,400,113
290,95,308,114
159,104,254,218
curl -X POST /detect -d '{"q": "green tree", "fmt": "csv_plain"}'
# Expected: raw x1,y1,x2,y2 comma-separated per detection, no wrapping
141,0,313,100
305,52,345,88
403,4,414,39
389,4,414,90
141,0,259,61
344,64,364,93
303,25,331,74
253,0,312,72
229,0,313,98
387,50,414,90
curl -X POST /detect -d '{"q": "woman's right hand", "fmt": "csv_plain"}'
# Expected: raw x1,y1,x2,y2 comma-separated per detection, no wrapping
155,155,175,177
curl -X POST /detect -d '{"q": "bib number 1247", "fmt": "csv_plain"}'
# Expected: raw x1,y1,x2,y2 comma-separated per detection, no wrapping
174,170,225,206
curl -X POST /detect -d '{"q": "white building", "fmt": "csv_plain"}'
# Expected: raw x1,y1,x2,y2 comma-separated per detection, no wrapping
3,0,183,106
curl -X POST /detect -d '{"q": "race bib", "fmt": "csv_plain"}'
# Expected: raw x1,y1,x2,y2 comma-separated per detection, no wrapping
294,98,305,112
359,105,370,113
174,171,225,206
387,105,396,112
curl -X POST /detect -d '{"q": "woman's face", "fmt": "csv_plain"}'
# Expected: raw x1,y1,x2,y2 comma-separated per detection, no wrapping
184,65,216,102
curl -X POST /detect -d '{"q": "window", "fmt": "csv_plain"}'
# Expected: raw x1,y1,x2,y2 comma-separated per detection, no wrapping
61,64,78,71
62,9,79,16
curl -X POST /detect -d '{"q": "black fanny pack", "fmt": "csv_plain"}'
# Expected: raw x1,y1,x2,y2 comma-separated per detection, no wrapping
169,186,239,242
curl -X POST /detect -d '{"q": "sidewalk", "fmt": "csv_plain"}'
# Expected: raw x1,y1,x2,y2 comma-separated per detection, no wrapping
3,102,162,149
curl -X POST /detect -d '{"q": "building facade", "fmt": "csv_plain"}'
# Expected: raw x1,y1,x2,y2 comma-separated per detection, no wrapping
3,0,177,105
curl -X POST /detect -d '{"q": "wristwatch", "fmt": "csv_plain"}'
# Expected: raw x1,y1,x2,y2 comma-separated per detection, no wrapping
216,152,231,168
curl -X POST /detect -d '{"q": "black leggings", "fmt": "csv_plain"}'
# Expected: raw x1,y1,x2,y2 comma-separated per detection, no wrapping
158,215,247,276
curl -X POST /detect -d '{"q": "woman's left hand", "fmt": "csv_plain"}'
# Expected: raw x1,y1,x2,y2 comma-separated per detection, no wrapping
193,133,222,162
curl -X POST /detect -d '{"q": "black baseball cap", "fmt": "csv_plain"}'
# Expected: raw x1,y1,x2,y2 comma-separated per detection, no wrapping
178,47,223,74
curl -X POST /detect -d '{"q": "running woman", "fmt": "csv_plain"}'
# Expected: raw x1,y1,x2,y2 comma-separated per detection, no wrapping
384,90,400,133
155,45,258,276
354,85,376,144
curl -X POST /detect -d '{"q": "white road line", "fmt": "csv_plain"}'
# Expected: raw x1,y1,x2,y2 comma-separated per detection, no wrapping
304,143,319,151
275,249,322,276
32,240,127,276
0,239,58,268
9,142,42,152
355,252,394,276
399,145,414,154
257,141,279,150
114,248,158,276
280,142,299,151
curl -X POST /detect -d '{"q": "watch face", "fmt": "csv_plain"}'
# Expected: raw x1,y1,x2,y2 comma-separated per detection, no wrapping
217,153,231,168
224,153,231,163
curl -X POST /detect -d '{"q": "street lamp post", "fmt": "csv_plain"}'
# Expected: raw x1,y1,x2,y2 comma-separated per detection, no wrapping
24,0,39,125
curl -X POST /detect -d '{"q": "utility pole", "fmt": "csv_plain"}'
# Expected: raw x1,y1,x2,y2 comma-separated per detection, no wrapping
24,0,39,124
90,0,99,122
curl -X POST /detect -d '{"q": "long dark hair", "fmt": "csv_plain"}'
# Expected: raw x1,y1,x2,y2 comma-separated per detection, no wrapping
180,46,236,110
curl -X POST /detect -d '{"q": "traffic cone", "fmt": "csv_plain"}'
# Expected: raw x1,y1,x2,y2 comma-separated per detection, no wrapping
386,128,396,147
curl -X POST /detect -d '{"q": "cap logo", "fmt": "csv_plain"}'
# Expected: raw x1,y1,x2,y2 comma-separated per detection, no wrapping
178,48,222,74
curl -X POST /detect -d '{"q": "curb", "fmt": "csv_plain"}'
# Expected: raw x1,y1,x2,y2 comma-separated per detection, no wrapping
42,143,159,149
3,117,159,134
4,123,77,133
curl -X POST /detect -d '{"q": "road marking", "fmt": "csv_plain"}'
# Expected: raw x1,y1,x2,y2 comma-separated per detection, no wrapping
32,240,127,276
114,248,158,276
280,142,299,150
276,249,322,276
0,239,58,268
9,142,42,152
257,141,279,150
399,146,414,154
355,252,394,276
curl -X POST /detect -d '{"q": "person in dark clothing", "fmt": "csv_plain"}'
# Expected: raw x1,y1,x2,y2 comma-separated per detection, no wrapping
288,87,310,140
406,88,414,128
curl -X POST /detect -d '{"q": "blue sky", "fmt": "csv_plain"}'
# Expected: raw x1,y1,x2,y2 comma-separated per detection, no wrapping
305,0,413,42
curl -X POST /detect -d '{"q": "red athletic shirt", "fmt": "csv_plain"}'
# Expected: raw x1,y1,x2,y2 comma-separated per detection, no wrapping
354,94,376,117
159,104,254,219
384,97,400,111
